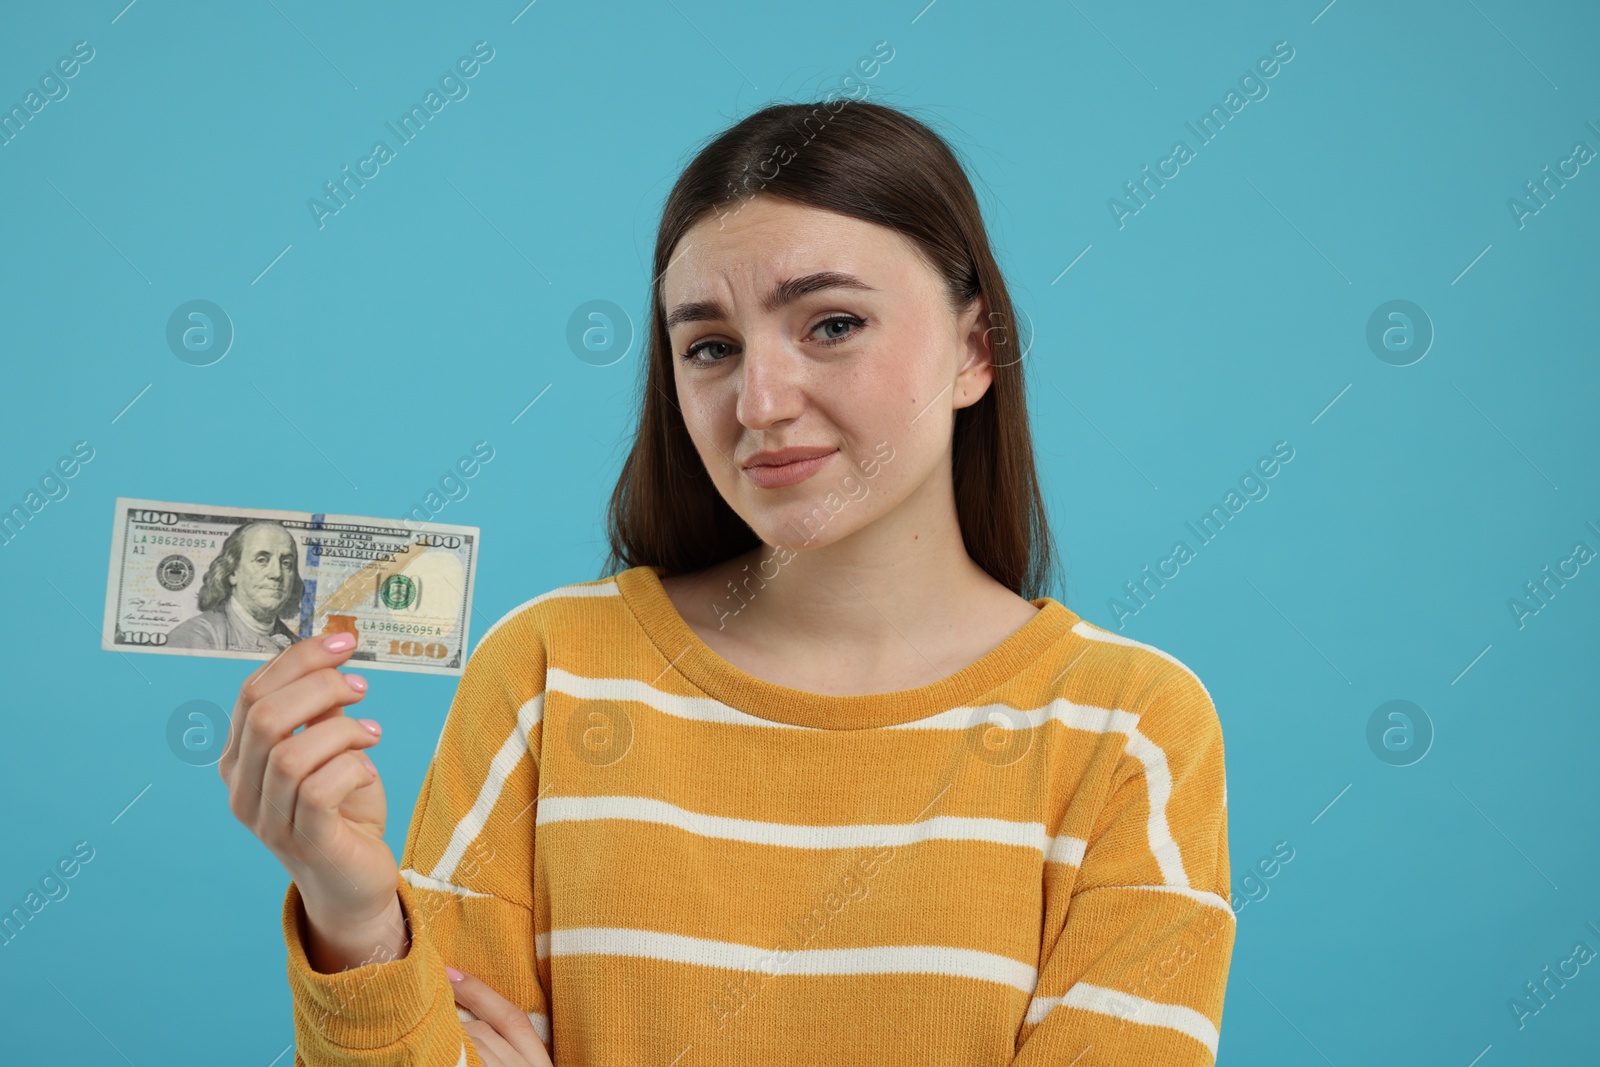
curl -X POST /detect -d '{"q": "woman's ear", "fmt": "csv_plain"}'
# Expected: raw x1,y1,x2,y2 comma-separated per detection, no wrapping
954,294,996,410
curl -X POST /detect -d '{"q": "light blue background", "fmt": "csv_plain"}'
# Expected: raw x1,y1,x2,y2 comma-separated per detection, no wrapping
2,1,1596,1064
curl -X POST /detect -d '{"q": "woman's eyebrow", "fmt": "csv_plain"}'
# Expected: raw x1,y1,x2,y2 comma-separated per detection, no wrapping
665,271,877,329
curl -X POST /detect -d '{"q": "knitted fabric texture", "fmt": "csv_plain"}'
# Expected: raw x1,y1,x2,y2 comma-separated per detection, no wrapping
281,564,1234,1065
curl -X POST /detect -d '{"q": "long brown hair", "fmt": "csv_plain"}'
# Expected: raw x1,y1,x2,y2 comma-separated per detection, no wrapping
600,98,1062,601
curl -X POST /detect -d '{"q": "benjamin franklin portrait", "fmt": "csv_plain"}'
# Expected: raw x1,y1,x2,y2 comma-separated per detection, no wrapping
165,520,305,653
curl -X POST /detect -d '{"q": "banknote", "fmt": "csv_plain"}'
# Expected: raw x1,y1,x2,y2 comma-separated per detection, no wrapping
102,497,479,676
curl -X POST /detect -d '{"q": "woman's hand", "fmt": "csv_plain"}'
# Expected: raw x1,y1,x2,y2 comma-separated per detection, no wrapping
219,632,403,970
447,966,554,1067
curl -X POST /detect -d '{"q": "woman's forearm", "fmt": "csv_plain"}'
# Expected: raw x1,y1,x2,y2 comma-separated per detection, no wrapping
303,889,410,974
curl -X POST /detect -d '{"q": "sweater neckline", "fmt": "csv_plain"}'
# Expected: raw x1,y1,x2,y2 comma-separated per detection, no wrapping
615,563,1080,731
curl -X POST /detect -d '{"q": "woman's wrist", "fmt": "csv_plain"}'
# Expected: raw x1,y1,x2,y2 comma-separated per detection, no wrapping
302,889,410,974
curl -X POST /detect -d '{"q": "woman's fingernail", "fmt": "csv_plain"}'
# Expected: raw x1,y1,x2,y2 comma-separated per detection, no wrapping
324,633,356,652
361,755,377,775
357,718,381,736
445,966,464,982
346,674,368,692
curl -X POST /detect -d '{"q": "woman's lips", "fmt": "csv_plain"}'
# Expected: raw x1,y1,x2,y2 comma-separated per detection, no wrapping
742,450,838,489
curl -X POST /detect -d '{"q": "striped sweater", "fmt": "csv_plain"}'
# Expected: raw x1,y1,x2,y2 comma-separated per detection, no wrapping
281,563,1234,1066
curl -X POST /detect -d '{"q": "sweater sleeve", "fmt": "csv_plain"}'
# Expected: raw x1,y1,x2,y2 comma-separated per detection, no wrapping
1012,664,1234,1065
279,616,549,1067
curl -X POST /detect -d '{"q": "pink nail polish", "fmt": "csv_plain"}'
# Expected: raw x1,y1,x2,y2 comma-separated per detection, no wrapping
324,633,355,652
345,674,367,692
446,966,464,982
362,754,377,774
357,718,381,736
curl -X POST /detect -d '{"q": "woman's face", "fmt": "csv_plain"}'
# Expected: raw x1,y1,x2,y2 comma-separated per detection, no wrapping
662,195,993,553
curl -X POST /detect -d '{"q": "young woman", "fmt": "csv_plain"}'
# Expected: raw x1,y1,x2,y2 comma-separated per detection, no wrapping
222,99,1234,1067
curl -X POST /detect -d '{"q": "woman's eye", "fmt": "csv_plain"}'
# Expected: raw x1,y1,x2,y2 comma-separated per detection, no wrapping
679,316,865,366
682,340,733,364
812,315,865,344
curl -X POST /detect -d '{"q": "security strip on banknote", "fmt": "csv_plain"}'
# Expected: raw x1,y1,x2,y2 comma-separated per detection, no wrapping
102,497,479,676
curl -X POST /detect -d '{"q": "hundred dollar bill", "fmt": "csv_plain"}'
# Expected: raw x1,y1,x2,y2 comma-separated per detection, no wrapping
102,497,478,676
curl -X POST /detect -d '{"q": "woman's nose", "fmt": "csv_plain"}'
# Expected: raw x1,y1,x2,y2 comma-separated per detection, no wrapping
735,336,807,428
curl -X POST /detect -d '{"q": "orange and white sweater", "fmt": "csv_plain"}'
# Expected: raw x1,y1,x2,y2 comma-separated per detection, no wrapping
281,564,1234,1065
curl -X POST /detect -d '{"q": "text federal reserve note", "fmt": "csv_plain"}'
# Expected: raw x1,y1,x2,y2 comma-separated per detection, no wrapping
102,497,478,675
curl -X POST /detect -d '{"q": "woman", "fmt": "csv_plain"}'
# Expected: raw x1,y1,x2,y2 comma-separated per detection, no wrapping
222,99,1234,1066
